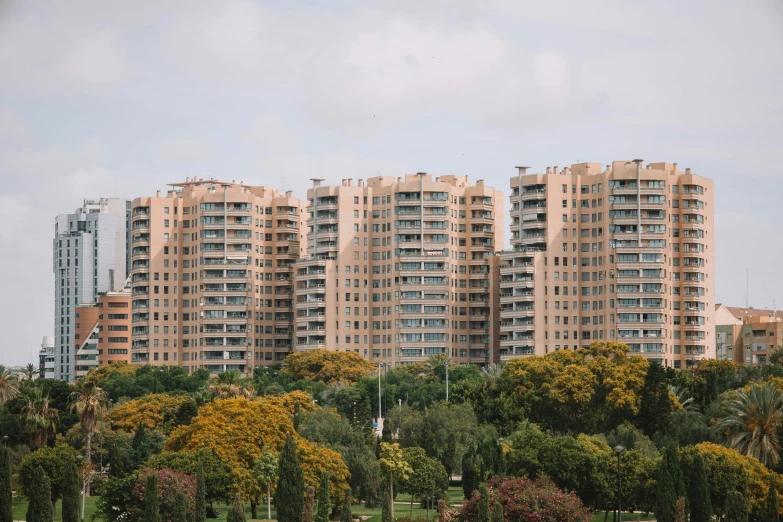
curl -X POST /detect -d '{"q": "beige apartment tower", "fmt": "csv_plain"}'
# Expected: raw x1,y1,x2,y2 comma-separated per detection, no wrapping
130,179,305,374
295,174,503,370
500,161,714,369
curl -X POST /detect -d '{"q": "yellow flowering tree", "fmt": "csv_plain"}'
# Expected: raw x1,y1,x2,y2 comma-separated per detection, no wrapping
282,350,376,384
680,442,783,519
165,397,348,503
107,393,194,433
500,342,648,432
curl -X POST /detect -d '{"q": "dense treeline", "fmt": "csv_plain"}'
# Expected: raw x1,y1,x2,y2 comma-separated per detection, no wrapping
2,342,783,521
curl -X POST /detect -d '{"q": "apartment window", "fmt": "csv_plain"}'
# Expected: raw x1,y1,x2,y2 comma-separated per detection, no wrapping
354,210,359,218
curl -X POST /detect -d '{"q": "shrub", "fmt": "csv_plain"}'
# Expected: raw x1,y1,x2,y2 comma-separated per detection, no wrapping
461,475,591,522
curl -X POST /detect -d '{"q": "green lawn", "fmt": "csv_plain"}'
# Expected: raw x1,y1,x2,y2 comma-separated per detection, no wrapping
11,496,101,521
10,489,655,522
589,513,655,522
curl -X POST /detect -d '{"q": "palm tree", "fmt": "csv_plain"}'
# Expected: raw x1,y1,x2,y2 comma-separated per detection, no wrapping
20,388,59,448
481,364,504,385
209,369,254,399
421,354,450,380
23,363,37,381
70,385,110,498
0,365,20,404
670,385,698,412
69,386,110,465
712,381,783,466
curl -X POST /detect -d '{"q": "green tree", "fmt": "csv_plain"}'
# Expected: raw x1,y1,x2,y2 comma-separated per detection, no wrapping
442,433,457,478
18,443,78,512
20,388,59,449
725,490,748,522
340,487,352,522
0,445,11,522
144,473,161,522
172,491,189,522
0,366,20,404
767,473,780,522
401,447,448,517
381,423,392,443
637,361,672,436
655,458,676,522
316,472,331,522
378,442,412,520
147,449,231,506
461,450,476,500
304,486,315,522
687,453,711,522
381,488,392,522
277,434,305,522
477,483,490,522
712,382,783,466
420,416,437,458
25,466,53,522
254,449,279,521
195,462,206,522
60,458,80,522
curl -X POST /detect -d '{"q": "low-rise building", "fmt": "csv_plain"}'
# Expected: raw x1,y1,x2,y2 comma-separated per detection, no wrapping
716,304,783,366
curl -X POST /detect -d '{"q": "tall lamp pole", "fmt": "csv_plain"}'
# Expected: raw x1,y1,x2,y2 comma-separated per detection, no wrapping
378,363,382,422
613,445,625,522
445,360,450,402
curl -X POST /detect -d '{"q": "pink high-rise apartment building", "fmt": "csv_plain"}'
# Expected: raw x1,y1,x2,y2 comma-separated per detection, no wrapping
500,161,714,368
295,174,503,370
129,179,306,373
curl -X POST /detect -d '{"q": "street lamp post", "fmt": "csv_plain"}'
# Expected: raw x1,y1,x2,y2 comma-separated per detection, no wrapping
77,455,85,521
445,360,450,402
2,435,7,447
613,445,625,522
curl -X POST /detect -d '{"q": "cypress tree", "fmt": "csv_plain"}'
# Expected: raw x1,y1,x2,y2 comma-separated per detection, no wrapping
477,483,490,522
421,417,436,458
60,458,80,522
767,473,780,522
0,445,12,522
316,472,331,522
461,450,475,500
381,423,392,443
304,486,316,522
442,433,457,478
655,461,676,522
340,487,352,522
638,361,672,435
143,472,161,522
195,462,206,522
26,466,53,522
381,488,392,522
687,453,711,522
277,434,305,522
724,490,748,522
172,491,189,522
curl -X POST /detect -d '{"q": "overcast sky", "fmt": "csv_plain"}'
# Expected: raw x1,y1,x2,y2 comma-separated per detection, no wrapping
1,0,781,366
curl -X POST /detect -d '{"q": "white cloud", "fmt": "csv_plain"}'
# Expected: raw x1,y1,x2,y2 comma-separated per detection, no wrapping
0,9,131,94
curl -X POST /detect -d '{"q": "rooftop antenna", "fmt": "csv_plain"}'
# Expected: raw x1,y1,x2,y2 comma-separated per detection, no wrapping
281,176,286,193
746,268,749,309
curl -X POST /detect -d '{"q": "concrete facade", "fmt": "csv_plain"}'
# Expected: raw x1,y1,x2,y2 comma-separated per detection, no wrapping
294,174,503,369
716,305,783,366
53,198,130,381
38,336,55,379
500,161,715,368
129,179,306,374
